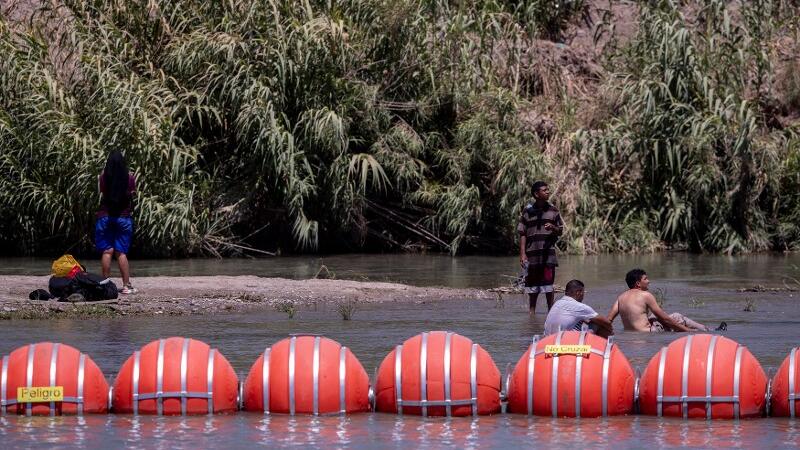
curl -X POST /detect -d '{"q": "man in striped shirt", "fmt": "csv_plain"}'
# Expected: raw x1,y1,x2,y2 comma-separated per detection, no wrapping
518,181,564,314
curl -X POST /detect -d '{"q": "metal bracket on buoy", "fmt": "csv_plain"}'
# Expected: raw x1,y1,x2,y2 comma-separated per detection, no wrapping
370,367,378,412
525,334,540,416
237,380,243,411
789,348,797,418
500,362,511,414
633,369,641,414
108,386,114,412
765,377,772,417
368,386,375,411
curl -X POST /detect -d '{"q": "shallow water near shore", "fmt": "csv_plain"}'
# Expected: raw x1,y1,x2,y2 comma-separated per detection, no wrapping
3,252,800,289
1,253,800,448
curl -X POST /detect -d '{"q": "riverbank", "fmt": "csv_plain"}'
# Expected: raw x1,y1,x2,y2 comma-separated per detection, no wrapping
0,275,499,320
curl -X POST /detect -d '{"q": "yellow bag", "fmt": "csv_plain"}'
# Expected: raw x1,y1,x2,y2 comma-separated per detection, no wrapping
52,254,81,277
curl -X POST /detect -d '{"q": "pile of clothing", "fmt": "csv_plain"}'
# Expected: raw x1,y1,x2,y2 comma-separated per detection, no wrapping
29,255,118,302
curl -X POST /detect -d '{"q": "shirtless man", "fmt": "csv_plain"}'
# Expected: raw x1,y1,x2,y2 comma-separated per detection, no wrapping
607,269,718,332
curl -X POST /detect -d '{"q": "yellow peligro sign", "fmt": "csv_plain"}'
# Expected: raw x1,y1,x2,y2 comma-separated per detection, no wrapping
17,386,64,403
544,345,591,356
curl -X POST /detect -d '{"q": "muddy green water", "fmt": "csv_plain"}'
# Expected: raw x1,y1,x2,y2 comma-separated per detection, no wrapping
1,253,800,448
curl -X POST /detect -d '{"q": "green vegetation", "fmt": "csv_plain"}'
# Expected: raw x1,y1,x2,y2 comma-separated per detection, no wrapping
574,0,800,253
0,0,798,256
274,299,298,318
0,304,118,320
334,297,359,320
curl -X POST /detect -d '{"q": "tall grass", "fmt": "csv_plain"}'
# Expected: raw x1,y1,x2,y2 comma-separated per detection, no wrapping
0,0,798,256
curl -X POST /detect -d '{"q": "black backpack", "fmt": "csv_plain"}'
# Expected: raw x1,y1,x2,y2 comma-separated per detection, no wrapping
48,272,119,301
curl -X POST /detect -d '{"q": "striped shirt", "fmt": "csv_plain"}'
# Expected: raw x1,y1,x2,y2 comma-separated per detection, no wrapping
517,202,564,266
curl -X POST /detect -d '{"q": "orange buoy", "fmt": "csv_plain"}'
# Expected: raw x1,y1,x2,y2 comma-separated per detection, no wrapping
506,330,635,417
639,334,767,419
241,335,370,414
1,342,109,415
374,331,501,416
769,347,800,417
112,337,238,415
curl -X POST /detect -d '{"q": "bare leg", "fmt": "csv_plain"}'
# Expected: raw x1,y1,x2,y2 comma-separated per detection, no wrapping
545,291,555,310
528,293,539,314
671,312,709,331
101,249,113,278
116,252,131,287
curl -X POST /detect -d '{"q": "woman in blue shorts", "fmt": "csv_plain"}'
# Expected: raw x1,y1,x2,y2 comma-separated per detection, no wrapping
95,150,138,294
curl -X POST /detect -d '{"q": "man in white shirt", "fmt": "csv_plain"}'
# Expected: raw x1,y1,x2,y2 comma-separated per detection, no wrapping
544,280,613,337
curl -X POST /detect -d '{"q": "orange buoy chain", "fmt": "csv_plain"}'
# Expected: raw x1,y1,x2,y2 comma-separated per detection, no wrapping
392,332,479,416
1,343,108,416
507,330,634,418
639,334,766,419
259,336,348,414
653,335,742,418
666,336,740,418
113,337,238,415
243,335,370,415
375,331,501,417
0,334,795,419
128,339,216,415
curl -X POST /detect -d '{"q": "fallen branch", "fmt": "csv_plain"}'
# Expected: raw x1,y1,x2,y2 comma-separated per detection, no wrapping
206,237,276,256
366,199,451,250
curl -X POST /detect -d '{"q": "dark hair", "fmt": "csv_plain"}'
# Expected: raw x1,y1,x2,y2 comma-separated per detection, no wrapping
625,268,647,289
564,279,585,296
103,150,129,216
531,181,548,195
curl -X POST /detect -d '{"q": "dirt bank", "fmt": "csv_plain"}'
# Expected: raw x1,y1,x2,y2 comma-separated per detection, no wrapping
0,276,498,320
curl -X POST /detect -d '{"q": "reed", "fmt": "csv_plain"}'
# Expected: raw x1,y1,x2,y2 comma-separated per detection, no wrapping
274,300,297,319
334,298,359,321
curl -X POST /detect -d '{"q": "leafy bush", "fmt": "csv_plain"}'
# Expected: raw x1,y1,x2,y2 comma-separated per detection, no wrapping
571,0,796,253
0,0,798,257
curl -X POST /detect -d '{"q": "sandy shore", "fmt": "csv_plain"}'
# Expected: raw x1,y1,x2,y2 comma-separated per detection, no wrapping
0,275,499,320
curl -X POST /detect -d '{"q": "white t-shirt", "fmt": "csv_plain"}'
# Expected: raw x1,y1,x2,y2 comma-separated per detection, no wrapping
544,295,598,336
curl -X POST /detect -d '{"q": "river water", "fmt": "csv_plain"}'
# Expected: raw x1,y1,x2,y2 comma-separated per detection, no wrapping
1,253,800,448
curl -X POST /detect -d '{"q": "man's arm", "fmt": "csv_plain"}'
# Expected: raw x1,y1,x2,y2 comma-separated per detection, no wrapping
519,234,527,266
607,300,619,323
589,315,614,335
645,294,691,332
551,212,564,237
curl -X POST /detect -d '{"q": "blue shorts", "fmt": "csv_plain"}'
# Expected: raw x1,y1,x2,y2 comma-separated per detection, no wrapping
95,216,133,254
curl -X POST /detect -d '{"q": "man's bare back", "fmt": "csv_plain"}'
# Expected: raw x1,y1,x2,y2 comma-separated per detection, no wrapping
612,289,656,331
